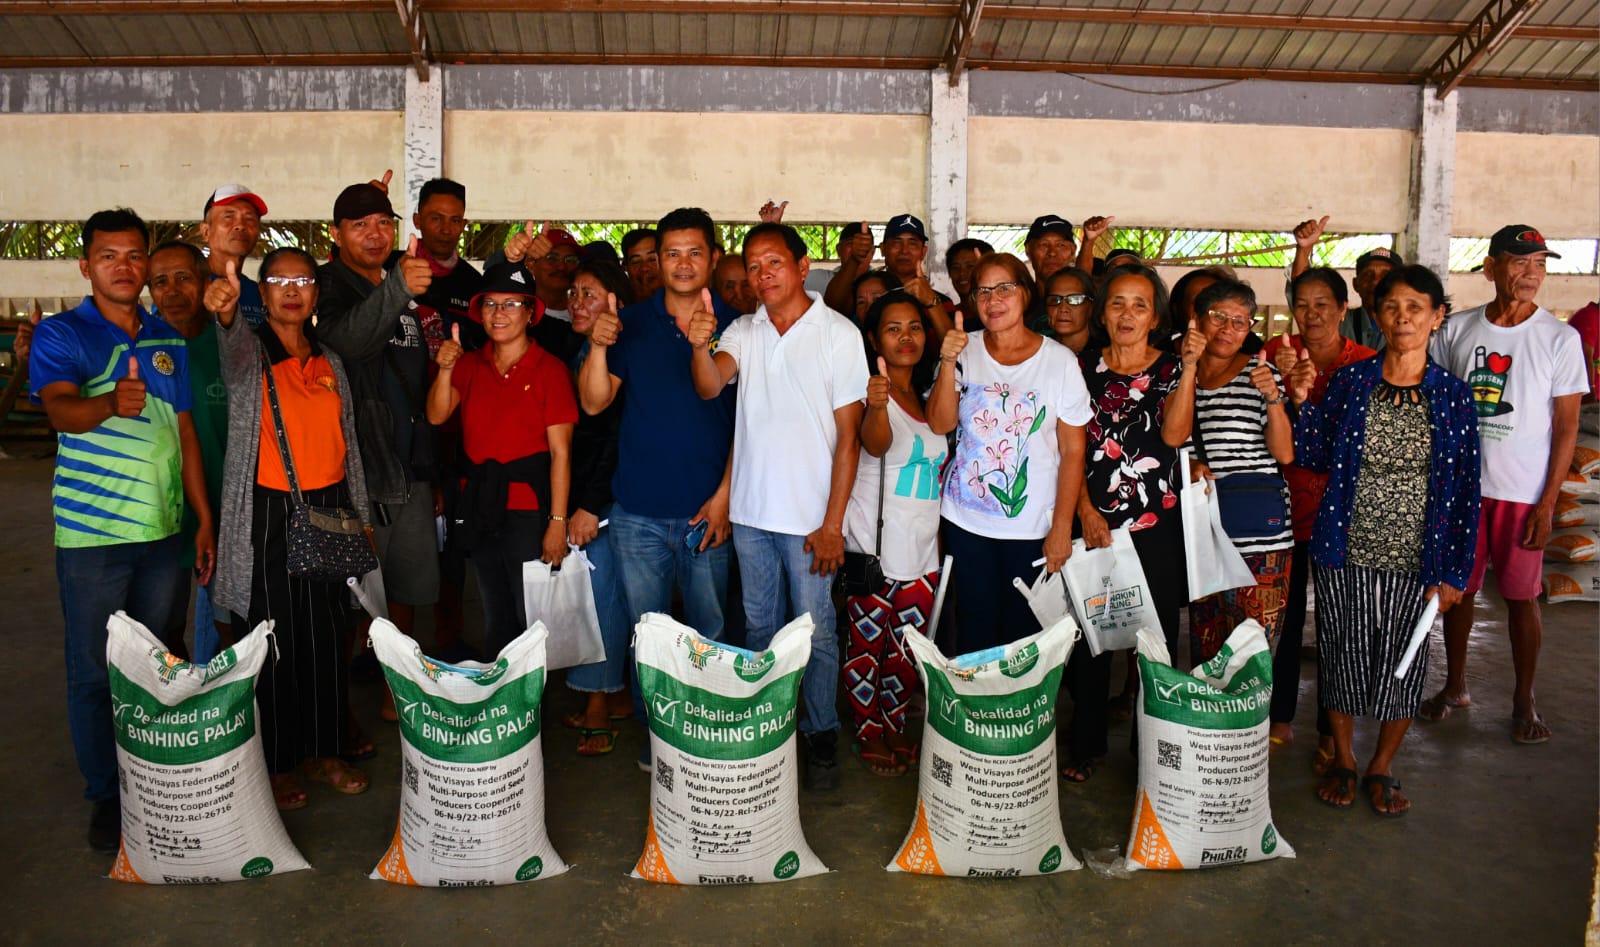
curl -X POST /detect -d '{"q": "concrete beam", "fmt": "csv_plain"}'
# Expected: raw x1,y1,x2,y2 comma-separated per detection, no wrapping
927,68,968,291
402,67,444,233
1404,86,1458,279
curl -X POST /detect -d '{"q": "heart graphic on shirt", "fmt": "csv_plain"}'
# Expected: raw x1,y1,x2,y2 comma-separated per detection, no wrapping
1486,353,1512,374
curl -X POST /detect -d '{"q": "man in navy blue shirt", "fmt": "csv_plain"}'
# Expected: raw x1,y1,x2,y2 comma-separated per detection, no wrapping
199,184,268,328
578,208,737,768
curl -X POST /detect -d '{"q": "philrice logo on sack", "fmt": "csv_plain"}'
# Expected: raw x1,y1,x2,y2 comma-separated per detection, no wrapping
631,612,828,885
105,612,309,885
1125,621,1294,872
889,616,1083,878
369,619,567,886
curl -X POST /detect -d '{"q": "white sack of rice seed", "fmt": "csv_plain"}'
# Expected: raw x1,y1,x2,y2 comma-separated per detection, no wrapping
889,616,1081,878
1126,620,1294,871
369,618,567,886
631,612,826,885
105,611,308,884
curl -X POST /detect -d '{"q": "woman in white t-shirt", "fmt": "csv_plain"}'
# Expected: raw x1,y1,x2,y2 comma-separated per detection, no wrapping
928,253,1092,654
843,290,945,775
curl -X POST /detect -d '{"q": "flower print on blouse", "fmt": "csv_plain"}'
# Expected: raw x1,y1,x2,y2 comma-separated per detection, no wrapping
1081,351,1185,532
952,381,1050,520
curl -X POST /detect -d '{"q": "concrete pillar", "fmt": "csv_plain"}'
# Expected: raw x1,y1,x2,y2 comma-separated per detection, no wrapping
402,67,445,235
927,68,969,290
1404,85,1458,279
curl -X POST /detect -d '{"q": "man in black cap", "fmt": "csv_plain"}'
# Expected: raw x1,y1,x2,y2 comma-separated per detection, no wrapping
1424,224,1586,746
877,213,956,334
316,181,439,673
1025,215,1078,293
1289,215,1398,350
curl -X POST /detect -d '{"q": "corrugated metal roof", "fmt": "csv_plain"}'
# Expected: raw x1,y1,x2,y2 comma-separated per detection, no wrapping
0,1,1592,89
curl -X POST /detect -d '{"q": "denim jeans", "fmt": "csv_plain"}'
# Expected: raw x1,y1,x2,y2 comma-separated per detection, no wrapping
610,504,732,722
58,534,184,802
566,508,632,694
732,524,839,736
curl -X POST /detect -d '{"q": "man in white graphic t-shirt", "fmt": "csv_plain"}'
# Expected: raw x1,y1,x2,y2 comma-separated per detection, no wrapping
1424,225,1586,744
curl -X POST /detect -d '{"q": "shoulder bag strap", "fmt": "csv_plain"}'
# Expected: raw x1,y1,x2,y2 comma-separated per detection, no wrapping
1190,375,1211,469
259,348,306,508
873,453,885,558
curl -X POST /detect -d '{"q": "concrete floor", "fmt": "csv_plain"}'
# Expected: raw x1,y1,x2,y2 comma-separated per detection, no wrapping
3,444,1597,945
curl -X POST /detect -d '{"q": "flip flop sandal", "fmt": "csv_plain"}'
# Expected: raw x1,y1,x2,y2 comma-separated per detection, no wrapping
1362,774,1407,818
1418,693,1469,722
273,778,309,811
1311,742,1337,777
304,759,370,795
1060,758,1100,783
891,742,920,767
577,728,619,756
853,743,906,777
1512,715,1552,745
1317,767,1358,809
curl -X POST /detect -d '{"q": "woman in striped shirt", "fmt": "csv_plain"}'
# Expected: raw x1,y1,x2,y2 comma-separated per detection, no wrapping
1188,277,1295,663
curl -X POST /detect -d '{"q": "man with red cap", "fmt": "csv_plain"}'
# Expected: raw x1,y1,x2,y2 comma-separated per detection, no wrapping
1425,225,1587,745
200,183,269,328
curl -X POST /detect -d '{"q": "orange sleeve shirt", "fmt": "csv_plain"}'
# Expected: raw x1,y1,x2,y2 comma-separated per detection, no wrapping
257,353,348,491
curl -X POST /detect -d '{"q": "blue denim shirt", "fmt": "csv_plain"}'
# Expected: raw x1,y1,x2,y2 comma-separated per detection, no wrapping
1293,354,1480,589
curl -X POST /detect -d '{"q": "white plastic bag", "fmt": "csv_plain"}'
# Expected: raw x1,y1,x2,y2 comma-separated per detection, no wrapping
521,545,605,670
1180,449,1255,600
106,612,310,884
369,618,567,886
890,616,1082,878
1011,567,1070,630
1061,527,1163,656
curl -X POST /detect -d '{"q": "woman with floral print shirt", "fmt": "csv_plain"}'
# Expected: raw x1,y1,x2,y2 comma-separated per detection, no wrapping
928,253,1092,654
1061,263,1201,782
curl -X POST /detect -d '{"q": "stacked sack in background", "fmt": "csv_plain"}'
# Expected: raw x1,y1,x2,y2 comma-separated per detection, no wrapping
1544,417,1600,604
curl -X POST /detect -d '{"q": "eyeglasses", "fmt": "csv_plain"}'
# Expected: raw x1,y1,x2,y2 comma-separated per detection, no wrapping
263,275,316,288
1205,310,1257,331
1046,293,1091,307
480,299,530,313
973,281,1022,301
566,287,604,302
540,253,581,267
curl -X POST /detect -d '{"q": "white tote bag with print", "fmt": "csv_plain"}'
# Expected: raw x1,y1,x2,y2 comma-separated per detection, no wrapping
1061,527,1163,656
1012,566,1072,631
1180,449,1256,601
521,545,606,670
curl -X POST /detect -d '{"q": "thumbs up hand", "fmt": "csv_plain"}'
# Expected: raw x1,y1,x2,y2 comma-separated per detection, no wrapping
940,310,968,364
436,321,463,371
589,293,622,348
525,222,554,266
1250,348,1282,403
686,289,717,350
369,169,393,194
866,355,891,410
849,222,874,265
400,234,433,296
1287,348,1317,406
111,355,147,418
203,258,241,322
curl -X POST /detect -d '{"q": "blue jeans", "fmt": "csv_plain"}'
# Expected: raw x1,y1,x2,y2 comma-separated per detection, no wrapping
610,503,732,722
192,583,222,665
58,534,185,802
732,525,839,736
566,509,632,694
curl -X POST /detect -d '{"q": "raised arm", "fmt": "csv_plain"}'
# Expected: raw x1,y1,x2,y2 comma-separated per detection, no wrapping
1290,215,1328,280
578,293,624,414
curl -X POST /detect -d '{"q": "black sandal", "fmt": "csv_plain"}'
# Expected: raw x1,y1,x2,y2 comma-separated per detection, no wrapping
1316,767,1358,809
1060,758,1100,783
1362,774,1408,818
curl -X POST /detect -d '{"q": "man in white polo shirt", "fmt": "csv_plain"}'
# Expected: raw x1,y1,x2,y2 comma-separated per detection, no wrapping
1425,225,1586,745
690,222,868,791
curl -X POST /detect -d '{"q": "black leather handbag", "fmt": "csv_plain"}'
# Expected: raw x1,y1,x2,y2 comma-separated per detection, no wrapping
835,455,887,597
261,350,379,582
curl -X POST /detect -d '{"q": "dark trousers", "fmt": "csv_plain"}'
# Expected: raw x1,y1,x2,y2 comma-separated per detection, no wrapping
249,484,353,774
1271,540,1330,735
1064,515,1187,762
471,509,548,657
940,518,1046,655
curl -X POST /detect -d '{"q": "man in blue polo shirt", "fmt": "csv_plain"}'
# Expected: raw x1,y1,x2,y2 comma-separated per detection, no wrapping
30,208,216,854
577,207,737,768
199,184,268,328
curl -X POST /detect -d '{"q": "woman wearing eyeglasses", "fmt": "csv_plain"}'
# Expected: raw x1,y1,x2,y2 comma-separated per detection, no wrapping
206,248,374,810
1042,266,1102,354
1188,277,1295,664
928,253,1091,653
1061,263,1201,782
427,264,577,657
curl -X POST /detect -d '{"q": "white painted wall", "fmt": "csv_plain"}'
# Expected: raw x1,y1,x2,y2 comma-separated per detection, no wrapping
1453,131,1600,238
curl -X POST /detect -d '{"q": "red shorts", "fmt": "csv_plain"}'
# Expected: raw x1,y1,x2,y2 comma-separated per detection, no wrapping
1464,497,1545,600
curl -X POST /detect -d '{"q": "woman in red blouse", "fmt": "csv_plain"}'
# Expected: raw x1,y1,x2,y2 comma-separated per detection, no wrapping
427,265,577,655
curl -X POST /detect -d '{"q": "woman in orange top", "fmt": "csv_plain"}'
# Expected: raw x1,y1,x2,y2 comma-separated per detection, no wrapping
207,247,373,810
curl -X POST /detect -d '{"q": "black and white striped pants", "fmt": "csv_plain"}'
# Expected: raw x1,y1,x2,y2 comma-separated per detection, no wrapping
1312,562,1430,722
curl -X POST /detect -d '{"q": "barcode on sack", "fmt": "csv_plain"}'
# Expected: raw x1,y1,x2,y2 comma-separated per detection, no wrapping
404,758,419,794
931,753,954,788
656,758,675,793
1157,739,1182,770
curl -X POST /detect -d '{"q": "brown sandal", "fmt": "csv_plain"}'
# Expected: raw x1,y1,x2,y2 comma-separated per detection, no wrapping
303,757,369,795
